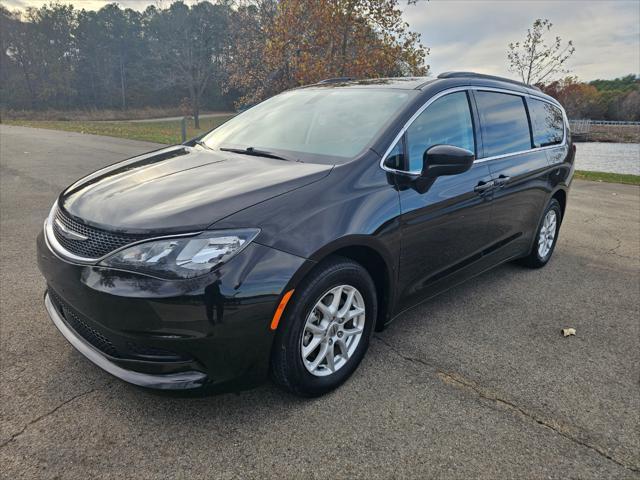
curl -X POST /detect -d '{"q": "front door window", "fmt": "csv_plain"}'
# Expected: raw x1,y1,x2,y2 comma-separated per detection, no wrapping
405,92,475,172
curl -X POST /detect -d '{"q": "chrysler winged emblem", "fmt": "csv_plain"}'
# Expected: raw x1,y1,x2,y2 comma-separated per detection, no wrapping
54,218,89,241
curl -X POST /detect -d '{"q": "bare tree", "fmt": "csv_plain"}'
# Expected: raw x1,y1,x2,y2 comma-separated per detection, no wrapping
507,19,575,85
146,1,231,128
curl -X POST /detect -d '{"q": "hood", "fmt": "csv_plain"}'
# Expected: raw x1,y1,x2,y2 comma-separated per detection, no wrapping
60,145,333,233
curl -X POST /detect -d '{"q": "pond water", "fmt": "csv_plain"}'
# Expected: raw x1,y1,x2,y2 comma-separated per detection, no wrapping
575,142,640,175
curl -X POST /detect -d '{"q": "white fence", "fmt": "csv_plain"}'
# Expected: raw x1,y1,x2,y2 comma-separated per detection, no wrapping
570,119,640,127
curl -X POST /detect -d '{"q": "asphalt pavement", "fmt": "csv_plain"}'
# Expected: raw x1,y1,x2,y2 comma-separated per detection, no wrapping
1,125,638,479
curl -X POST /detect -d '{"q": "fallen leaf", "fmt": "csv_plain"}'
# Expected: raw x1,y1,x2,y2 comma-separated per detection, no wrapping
561,328,576,337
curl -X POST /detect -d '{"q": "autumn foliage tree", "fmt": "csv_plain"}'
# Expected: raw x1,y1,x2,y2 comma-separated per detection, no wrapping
542,77,604,119
541,75,640,121
229,0,428,105
2,0,427,115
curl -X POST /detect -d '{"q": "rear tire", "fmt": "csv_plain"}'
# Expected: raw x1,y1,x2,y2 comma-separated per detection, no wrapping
519,198,562,268
270,257,377,397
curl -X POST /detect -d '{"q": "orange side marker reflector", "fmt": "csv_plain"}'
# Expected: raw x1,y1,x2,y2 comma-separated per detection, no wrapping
270,289,294,330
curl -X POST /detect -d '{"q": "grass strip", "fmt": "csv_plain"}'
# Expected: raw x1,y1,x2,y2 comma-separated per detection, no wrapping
4,116,234,145
574,170,640,186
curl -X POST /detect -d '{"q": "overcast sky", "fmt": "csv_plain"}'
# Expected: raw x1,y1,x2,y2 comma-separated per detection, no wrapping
4,0,639,81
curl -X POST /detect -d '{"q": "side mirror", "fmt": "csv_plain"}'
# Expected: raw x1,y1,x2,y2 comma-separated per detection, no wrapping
422,145,475,178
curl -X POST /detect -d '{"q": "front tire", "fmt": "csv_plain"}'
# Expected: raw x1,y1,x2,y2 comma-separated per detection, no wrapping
519,198,562,268
270,257,377,397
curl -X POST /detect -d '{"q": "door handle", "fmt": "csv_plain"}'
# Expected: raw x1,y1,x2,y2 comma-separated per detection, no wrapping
474,180,495,193
494,175,511,187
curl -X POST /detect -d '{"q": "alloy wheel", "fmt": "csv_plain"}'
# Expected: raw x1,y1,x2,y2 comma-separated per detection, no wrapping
538,209,557,259
301,285,366,377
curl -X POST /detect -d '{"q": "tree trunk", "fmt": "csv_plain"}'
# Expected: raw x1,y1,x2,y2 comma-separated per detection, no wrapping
119,56,126,110
192,92,200,129
17,54,36,109
339,7,354,77
186,80,200,129
89,64,98,108
525,42,537,84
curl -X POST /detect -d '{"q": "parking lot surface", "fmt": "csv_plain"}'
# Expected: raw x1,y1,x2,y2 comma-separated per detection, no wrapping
1,125,639,479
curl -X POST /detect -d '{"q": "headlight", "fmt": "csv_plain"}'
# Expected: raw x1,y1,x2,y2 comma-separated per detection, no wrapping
99,229,260,279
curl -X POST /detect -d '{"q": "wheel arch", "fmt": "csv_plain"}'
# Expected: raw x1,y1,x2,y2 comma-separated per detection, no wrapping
551,188,567,221
290,236,397,332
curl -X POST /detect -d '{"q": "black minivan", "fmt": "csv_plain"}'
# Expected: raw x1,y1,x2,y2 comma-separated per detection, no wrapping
37,72,574,396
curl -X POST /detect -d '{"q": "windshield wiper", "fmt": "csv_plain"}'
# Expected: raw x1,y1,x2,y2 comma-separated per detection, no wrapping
220,146,290,162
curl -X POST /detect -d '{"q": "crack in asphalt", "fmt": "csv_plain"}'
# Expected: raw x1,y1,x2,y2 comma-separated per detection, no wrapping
606,236,622,255
572,242,639,263
588,217,639,261
0,388,96,449
373,335,640,473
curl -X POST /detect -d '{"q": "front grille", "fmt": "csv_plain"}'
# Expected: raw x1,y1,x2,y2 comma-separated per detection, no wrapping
48,290,120,358
52,207,153,259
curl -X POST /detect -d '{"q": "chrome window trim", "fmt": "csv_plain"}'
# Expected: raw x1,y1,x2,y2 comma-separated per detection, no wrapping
44,202,201,265
379,85,569,175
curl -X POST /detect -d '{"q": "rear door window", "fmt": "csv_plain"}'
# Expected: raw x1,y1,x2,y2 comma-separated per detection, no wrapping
529,98,564,147
475,91,532,157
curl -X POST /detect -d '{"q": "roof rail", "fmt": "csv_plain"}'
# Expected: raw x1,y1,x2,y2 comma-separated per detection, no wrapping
318,77,356,84
437,71,541,91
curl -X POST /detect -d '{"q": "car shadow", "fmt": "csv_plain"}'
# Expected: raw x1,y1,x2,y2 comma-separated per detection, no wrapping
50,258,549,432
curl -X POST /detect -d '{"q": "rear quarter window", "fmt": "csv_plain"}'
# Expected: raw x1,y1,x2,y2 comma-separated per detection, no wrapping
475,91,532,157
529,98,564,147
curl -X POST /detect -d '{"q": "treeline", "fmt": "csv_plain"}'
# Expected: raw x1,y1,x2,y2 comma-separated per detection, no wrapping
541,75,639,121
0,0,427,124
2,1,636,123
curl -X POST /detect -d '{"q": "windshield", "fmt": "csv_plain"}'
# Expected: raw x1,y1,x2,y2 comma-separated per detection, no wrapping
202,88,412,162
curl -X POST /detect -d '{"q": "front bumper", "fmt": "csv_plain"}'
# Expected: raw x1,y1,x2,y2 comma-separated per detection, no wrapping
45,293,207,389
37,231,310,391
